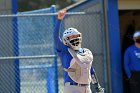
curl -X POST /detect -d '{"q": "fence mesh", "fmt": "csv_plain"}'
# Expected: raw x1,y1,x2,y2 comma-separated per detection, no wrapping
0,7,59,93
60,1,106,92
0,1,107,93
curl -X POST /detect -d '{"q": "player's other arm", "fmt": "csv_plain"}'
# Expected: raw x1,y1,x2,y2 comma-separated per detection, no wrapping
90,66,98,84
53,9,67,51
91,67,104,93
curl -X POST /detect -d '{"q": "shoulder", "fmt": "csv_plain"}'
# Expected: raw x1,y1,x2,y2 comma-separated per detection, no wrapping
126,45,135,51
83,48,93,59
83,48,92,53
125,45,135,54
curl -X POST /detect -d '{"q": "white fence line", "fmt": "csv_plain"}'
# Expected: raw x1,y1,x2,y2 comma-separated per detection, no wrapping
0,55,56,60
0,12,86,18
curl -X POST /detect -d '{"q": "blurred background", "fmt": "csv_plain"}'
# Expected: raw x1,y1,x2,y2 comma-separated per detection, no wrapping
0,0,140,93
18,0,80,11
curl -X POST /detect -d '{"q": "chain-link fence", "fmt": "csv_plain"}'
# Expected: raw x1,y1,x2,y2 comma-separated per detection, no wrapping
60,1,107,92
0,1,107,93
0,6,59,93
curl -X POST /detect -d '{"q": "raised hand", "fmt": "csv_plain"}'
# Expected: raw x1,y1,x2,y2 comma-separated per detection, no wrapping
57,8,67,20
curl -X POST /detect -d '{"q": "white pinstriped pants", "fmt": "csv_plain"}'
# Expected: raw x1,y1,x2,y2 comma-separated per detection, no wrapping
64,82,92,93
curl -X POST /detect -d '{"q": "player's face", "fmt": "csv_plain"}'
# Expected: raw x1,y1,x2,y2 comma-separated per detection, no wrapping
70,38,80,46
67,34,81,46
134,36,140,44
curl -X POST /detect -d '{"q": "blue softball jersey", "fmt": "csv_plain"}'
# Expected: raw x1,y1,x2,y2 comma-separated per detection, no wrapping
53,19,95,84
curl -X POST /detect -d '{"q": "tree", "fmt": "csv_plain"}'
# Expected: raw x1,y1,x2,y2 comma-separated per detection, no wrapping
18,0,76,12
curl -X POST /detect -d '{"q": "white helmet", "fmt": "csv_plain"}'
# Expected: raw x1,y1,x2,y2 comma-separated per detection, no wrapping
62,28,82,50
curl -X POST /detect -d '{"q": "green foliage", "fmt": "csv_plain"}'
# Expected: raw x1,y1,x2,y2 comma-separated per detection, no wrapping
18,0,76,12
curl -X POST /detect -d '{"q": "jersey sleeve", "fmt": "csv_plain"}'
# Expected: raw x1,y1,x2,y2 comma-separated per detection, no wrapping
90,66,95,75
124,49,131,78
53,19,65,52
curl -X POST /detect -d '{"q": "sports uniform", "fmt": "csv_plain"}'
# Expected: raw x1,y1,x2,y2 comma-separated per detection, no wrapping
53,9,104,93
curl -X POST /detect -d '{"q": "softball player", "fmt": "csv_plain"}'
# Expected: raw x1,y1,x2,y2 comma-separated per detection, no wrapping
53,9,104,93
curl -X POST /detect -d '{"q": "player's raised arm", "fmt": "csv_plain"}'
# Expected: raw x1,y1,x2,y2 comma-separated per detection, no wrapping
53,9,67,51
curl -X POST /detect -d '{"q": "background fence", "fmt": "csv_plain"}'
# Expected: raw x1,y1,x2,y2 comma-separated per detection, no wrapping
0,0,107,93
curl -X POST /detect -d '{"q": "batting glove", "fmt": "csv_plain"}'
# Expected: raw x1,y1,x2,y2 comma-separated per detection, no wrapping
95,83,104,93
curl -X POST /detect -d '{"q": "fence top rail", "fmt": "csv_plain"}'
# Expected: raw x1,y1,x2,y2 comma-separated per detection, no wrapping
0,12,86,18
0,55,56,60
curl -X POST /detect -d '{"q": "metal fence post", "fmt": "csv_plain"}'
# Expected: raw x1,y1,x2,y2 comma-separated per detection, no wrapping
47,5,59,93
47,67,56,93
12,0,20,93
52,5,59,93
